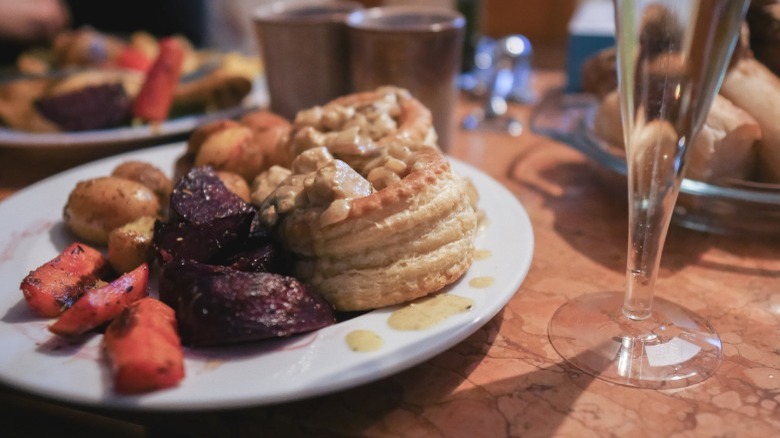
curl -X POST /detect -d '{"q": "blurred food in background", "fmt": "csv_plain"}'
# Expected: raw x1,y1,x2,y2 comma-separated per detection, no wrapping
0,27,261,133
581,9,780,186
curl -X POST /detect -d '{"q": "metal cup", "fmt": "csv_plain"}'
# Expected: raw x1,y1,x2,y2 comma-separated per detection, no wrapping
346,6,465,151
253,0,363,120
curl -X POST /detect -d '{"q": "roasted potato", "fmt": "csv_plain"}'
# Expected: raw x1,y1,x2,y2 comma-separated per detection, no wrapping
111,161,173,211
240,110,291,167
186,119,242,155
63,176,160,245
216,171,251,202
194,125,264,181
107,215,156,273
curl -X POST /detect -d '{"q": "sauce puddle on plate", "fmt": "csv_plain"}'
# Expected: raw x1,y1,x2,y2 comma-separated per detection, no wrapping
346,330,384,352
388,294,474,331
469,276,495,288
474,249,492,261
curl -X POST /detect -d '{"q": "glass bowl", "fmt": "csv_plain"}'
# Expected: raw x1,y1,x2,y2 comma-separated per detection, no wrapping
530,91,780,238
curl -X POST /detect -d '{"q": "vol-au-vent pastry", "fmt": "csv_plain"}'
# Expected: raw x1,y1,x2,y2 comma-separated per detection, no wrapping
254,87,478,311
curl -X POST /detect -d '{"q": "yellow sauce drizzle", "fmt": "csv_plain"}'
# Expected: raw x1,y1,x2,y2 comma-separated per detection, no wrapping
388,294,474,331
346,330,384,352
204,359,223,371
474,249,492,260
469,276,495,288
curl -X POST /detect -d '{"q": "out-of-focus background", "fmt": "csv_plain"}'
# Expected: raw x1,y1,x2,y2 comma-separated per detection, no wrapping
0,0,587,80
206,0,579,69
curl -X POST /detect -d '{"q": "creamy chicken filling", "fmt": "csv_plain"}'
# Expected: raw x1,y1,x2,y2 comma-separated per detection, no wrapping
255,88,426,227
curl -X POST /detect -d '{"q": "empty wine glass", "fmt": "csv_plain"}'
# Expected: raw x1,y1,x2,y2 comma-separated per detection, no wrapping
547,0,749,389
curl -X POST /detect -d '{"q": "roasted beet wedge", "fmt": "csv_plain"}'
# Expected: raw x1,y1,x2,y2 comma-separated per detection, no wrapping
154,166,257,264
35,83,132,131
168,166,254,224
225,243,290,274
159,259,336,347
154,217,254,264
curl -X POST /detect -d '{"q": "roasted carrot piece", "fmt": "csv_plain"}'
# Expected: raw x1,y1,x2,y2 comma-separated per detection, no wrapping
20,242,110,317
132,37,185,123
49,263,150,337
103,298,185,394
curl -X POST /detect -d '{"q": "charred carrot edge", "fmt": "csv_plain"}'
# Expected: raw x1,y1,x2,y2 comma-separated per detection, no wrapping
103,298,185,394
49,263,150,337
132,37,185,123
20,242,110,318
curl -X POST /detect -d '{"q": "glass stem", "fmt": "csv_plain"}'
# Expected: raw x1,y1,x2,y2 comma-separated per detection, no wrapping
624,150,681,321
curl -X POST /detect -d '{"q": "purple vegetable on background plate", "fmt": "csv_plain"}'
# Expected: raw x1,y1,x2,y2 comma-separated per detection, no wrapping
35,83,131,131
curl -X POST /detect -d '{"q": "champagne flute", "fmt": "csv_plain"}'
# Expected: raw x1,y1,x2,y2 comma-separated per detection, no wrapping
547,0,749,389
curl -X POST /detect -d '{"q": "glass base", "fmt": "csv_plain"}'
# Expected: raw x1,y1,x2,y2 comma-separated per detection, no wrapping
548,291,722,389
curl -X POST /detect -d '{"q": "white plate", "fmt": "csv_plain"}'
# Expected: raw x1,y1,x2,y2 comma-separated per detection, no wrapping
0,77,268,151
0,143,534,411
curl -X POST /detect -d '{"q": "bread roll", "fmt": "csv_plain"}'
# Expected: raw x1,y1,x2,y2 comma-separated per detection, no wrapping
720,57,780,182
593,90,760,182
581,47,617,99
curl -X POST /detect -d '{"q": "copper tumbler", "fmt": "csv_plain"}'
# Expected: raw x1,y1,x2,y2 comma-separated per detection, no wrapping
254,0,363,121
346,6,465,150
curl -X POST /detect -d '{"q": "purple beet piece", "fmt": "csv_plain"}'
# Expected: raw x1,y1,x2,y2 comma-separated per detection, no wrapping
154,217,254,264
35,83,131,131
159,259,336,347
225,243,288,273
168,166,254,224
153,166,257,264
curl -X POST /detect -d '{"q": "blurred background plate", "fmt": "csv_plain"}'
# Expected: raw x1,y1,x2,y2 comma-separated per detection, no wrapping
530,91,780,238
0,74,267,151
0,75,267,185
